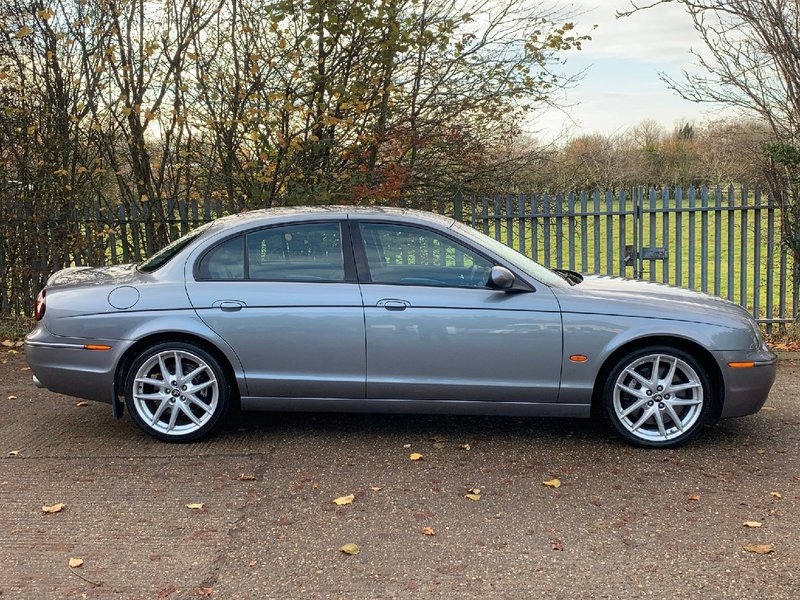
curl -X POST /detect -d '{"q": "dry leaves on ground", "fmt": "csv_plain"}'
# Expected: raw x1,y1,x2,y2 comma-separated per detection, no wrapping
465,487,481,501
185,503,204,510
68,558,84,568
236,474,257,481
75,401,89,407
771,491,782,499
8,450,20,457
7,395,17,400
421,527,436,536
542,479,561,489
370,486,382,492
688,495,701,501
409,453,423,461
42,503,65,513
195,588,213,597
332,494,354,506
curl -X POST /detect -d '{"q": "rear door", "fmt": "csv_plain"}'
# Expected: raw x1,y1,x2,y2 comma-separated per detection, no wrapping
354,221,563,403
185,220,365,399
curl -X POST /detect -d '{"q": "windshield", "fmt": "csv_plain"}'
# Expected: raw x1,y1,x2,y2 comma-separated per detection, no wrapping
451,222,569,288
138,222,214,272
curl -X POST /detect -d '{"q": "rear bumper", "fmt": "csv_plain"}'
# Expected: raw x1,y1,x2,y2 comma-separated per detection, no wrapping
714,349,778,418
25,327,131,404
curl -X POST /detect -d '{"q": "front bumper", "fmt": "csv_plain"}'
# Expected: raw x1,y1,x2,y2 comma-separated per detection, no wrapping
713,348,778,418
25,326,132,404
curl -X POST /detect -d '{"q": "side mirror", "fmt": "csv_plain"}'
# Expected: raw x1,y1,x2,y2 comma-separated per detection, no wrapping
488,265,515,290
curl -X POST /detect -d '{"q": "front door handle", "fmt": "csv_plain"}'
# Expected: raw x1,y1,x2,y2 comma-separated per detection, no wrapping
214,300,245,312
377,298,411,311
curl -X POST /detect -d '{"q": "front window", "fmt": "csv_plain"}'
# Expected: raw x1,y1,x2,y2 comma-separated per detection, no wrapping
451,222,568,288
359,223,493,288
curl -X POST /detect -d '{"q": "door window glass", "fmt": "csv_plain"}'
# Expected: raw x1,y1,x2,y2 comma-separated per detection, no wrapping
246,222,344,281
359,223,492,288
197,235,244,280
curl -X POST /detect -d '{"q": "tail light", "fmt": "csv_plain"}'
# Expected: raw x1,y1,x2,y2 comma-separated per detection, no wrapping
34,288,46,321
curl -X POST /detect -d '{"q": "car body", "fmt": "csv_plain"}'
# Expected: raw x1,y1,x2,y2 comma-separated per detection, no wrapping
25,206,777,447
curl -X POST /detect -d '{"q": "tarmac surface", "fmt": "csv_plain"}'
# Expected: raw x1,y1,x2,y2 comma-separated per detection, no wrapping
0,350,798,599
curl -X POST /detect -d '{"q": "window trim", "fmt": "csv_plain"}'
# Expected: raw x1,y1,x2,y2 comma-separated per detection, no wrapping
351,220,534,292
193,219,357,283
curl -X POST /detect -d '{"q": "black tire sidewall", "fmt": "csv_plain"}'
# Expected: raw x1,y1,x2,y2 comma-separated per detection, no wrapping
124,341,230,442
602,346,713,448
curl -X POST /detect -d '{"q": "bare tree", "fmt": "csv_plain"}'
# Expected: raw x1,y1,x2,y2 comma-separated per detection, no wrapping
619,1,800,258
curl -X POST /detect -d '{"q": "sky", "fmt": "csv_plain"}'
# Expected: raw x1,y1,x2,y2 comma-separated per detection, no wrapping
533,0,731,141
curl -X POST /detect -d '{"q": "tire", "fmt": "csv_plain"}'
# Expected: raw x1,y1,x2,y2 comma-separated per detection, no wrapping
124,341,230,442
602,346,713,448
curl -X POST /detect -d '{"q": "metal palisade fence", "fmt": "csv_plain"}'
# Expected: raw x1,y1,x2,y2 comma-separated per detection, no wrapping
0,185,796,328
442,185,796,330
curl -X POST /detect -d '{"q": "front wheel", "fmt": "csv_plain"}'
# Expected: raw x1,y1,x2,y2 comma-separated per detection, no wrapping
603,347,714,448
125,342,230,442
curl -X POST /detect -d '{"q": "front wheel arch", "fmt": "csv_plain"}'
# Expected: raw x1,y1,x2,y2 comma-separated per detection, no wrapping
590,336,724,424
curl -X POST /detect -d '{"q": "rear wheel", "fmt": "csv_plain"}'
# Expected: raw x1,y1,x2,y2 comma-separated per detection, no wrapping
125,342,229,442
603,346,713,448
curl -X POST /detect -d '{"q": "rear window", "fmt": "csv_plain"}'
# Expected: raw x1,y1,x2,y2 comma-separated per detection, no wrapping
138,222,213,273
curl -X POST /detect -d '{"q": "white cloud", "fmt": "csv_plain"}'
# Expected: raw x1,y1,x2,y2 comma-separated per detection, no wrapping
569,0,698,65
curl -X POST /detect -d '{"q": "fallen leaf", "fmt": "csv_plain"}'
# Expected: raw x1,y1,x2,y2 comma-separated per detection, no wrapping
771,491,782,499
543,479,561,489
465,487,481,501
0,340,13,347
75,401,88,407
743,521,763,528
370,486,382,492
688,495,701,501
248,559,257,567
185,503,204,510
42,503,65,513
8,450,20,457
21,367,31,371
421,527,436,536
461,443,471,451
68,558,84,568
236,474,256,481
550,539,565,551
339,543,360,555
402,443,411,448
332,494,354,506
760,406,777,412
409,453,423,461
7,395,17,400
195,588,213,597
743,543,774,554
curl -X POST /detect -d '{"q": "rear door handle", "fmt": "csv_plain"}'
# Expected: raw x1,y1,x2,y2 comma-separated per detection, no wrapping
214,300,245,312
377,298,411,311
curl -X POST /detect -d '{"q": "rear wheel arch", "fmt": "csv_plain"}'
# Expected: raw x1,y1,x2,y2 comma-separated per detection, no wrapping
114,332,241,411
590,335,724,423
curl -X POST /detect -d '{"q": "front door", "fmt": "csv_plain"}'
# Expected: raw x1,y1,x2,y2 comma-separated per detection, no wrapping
355,222,563,403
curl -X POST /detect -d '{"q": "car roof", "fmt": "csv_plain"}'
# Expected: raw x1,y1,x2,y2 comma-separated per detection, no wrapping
207,205,455,232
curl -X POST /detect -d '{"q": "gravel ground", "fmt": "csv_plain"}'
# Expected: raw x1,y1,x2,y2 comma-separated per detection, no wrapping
0,351,797,599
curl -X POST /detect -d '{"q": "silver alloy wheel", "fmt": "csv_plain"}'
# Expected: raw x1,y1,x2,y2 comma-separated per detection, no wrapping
612,353,704,443
131,349,219,437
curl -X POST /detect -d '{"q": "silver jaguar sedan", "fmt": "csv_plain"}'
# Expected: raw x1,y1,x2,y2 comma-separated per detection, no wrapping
25,207,777,447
